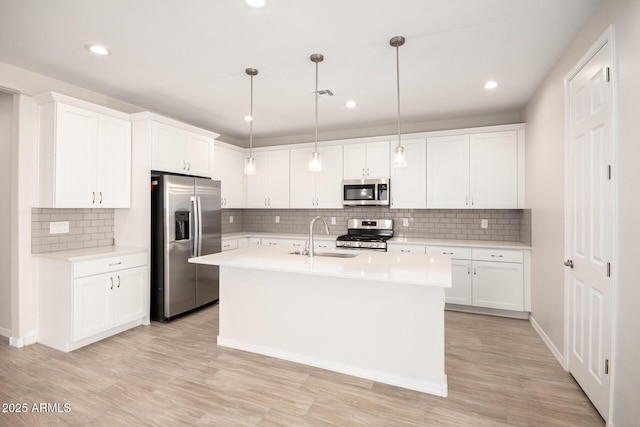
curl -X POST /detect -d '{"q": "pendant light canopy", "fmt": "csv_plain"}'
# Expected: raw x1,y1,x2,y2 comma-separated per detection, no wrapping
390,36,407,168
309,53,324,172
244,67,258,175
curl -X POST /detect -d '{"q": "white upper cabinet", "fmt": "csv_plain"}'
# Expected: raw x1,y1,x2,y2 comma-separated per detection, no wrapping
469,132,519,208
427,130,522,209
343,141,390,179
35,94,132,208
290,145,343,208
212,143,245,208
246,150,290,208
390,139,426,209
426,135,470,208
151,121,214,177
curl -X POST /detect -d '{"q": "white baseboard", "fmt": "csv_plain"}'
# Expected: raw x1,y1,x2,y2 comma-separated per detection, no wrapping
218,336,448,397
529,315,567,370
0,326,10,339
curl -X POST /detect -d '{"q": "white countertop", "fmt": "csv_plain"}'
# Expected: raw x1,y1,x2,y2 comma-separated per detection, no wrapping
33,245,147,262
223,232,531,250
190,245,452,288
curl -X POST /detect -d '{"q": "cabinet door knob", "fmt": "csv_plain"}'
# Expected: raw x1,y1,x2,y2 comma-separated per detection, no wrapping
564,259,574,268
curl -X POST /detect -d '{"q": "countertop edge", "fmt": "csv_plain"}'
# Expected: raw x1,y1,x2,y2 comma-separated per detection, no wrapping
33,245,148,262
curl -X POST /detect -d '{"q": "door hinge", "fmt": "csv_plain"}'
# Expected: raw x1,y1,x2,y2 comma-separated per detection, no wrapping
607,262,611,278
604,67,611,82
605,359,609,375
608,165,612,180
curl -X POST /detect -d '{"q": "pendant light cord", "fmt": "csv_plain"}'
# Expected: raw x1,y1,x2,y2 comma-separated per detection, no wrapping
395,43,401,149
249,73,254,157
314,60,319,152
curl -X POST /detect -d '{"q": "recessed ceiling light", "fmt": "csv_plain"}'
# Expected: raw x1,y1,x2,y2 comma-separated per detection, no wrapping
86,44,110,56
484,81,499,89
245,0,269,8
244,115,253,122
345,100,357,108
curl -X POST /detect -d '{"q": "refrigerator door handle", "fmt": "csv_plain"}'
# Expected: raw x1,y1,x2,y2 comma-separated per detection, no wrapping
197,196,203,257
191,196,198,257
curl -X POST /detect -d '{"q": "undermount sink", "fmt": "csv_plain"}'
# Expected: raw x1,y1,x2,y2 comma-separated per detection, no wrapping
288,250,359,258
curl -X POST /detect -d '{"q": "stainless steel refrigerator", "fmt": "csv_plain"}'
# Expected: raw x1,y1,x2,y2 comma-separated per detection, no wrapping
150,174,221,321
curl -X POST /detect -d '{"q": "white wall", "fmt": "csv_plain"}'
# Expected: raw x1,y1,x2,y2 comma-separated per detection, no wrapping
0,91,12,336
522,0,640,423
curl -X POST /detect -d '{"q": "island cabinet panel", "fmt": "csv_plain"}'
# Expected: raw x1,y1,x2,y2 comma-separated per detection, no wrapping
35,95,132,208
343,141,390,179
217,266,448,396
246,150,290,208
38,250,149,352
290,145,343,208
390,139,427,209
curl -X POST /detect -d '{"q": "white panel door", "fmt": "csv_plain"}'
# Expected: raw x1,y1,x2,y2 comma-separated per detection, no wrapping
426,135,469,208
315,146,343,208
265,150,290,208
152,122,186,173
343,143,367,179
472,261,524,311
185,133,212,177
365,141,390,179
469,131,518,208
567,41,613,420
289,148,317,208
55,103,98,207
445,260,473,305
391,139,426,208
73,273,114,341
245,151,269,208
96,114,131,208
213,146,245,208
114,266,147,326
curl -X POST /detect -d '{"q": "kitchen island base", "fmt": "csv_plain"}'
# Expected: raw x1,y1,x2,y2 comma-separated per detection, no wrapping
217,266,448,397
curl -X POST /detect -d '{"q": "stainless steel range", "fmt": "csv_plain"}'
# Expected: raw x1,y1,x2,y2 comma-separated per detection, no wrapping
336,219,393,251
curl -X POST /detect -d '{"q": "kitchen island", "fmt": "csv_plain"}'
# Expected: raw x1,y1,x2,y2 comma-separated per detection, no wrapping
189,246,451,396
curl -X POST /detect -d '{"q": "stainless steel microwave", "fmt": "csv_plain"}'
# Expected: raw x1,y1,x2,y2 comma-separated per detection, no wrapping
342,179,390,206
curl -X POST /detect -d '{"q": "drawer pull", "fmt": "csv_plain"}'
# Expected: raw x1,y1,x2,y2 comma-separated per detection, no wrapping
490,254,504,258
108,262,122,267
400,249,411,253
442,252,454,255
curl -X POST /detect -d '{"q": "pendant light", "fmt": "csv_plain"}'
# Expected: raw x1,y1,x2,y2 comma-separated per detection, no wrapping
309,53,324,172
244,67,258,175
390,36,407,168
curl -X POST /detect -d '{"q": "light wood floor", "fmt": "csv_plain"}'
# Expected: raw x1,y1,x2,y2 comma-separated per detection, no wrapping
0,306,604,426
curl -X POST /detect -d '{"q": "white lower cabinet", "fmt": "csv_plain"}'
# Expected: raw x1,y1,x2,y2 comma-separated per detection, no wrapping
423,245,528,314
38,250,149,352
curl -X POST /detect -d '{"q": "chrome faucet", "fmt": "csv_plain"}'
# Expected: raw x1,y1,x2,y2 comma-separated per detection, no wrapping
308,216,330,257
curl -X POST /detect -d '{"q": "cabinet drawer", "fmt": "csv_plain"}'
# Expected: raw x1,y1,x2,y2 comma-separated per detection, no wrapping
472,248,523,263
222,240,239,251
74,252,147,278
261,238,305,248
387,244,426,254
425,246,472,260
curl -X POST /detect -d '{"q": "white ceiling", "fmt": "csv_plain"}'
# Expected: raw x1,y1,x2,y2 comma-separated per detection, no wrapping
0,0,601,144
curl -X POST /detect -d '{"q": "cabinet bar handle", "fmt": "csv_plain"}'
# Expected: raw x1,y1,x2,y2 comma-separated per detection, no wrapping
109,261,122,266
117,276,121,288
362,168,365,177
490,254,504,258
473,266,477,275
110,277,114,289
467,265,471,274
442,252,454,255
187,161,191,171
465,196,468,206
99,192,103,204
92,191,96,204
